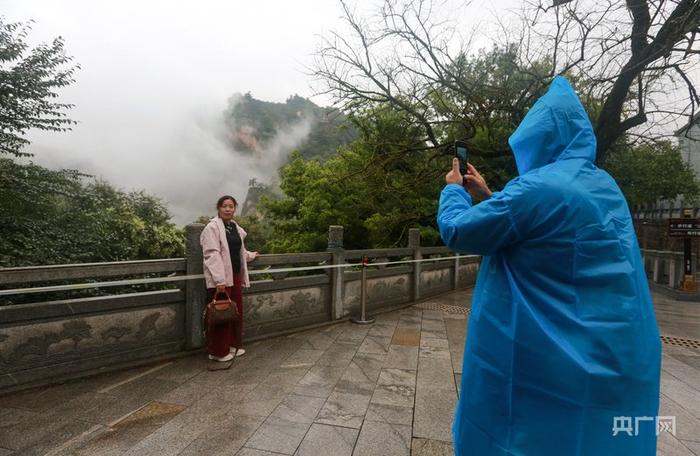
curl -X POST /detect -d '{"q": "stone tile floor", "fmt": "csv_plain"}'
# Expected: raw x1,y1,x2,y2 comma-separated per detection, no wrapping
0,289,698,456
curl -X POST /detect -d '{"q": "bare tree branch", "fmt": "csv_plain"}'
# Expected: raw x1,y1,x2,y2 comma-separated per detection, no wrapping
312,0,700,165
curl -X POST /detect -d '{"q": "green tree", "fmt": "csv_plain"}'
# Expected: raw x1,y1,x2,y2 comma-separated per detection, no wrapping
0,158,184,267
235,214,271,253
601,141,700,208
261,106,445,252
261,80,700,253
314,0,700,163
0,18,79,157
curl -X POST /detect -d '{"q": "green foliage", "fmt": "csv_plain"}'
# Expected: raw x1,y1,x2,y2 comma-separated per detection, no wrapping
0,158,184,267
235,214,270,253
261,106,446,253
0,18,79,157
225,93,357,161
257,47,555,254
601,141,700,208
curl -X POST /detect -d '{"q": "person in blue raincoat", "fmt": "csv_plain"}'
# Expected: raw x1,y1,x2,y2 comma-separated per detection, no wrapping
438,76,661,456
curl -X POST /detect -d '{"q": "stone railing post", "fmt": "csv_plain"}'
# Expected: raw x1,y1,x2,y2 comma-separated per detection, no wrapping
327,225,345,320
408,228,421,302
185,223,206,349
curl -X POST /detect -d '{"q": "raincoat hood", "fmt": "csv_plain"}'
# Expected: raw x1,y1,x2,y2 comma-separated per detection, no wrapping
508,76,596,175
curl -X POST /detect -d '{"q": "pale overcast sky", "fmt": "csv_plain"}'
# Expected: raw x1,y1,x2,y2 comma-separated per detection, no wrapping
0,0,522,224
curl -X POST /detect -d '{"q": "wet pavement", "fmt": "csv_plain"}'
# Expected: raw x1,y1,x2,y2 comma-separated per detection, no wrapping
0,288,698,456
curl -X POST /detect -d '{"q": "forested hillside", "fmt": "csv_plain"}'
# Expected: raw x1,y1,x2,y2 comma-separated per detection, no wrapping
225,93,357,161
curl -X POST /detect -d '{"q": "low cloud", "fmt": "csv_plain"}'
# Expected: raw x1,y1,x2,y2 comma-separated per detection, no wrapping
28,96,313,225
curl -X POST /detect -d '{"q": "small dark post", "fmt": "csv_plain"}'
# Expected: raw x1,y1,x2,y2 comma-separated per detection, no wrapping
185,223,206,349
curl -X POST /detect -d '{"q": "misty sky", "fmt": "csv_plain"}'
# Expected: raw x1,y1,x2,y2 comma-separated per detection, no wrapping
0,0,524,224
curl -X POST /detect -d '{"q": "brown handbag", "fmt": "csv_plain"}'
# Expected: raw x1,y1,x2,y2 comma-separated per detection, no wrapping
206,291,239,325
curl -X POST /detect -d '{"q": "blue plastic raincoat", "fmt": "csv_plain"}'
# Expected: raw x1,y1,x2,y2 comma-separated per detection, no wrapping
438,76,661,455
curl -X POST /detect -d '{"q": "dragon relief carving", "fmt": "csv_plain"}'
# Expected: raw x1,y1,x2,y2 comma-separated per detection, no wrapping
247,291,322,323
101,326,132,342
248,294,275,323
422,270,451,289
344,277,408,315
368,277,407,301
272,291,320,319
5,311,164,365
136,312,161,339
7,320,93,363
458,264,477,285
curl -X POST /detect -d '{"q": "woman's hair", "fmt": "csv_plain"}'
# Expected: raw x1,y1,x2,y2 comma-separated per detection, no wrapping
216,195,238,209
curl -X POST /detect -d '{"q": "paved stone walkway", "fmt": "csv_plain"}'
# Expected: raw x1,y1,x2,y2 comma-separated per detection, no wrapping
0,289,698,456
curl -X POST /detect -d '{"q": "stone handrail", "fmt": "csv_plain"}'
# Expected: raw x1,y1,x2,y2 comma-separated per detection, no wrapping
0,226,480,392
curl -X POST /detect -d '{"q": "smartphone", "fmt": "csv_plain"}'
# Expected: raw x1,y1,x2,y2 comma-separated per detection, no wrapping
454,140,469,176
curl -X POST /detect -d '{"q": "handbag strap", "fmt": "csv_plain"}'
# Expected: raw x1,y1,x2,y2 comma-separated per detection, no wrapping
213,290,231,301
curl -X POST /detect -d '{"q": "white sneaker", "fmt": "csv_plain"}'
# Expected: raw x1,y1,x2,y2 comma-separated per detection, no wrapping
208,353,234,362
234,348,245,357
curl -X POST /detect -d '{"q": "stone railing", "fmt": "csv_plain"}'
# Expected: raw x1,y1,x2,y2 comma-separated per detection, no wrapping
641,249,696,289
0,226,479,392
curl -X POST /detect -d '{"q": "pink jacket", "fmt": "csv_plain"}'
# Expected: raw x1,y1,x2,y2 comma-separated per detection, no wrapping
200,217,255,288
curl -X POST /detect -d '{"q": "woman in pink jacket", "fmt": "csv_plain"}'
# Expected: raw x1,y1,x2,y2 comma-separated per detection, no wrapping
200,195,258,362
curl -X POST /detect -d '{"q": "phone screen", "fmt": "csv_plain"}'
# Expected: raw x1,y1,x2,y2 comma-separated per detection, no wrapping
455,143,468,175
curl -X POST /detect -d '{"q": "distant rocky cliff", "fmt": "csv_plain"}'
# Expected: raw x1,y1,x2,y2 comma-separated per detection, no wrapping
224,93,357,162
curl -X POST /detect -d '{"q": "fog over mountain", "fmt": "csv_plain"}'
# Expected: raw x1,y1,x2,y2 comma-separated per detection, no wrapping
2,0,521,224
3,0,343,224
